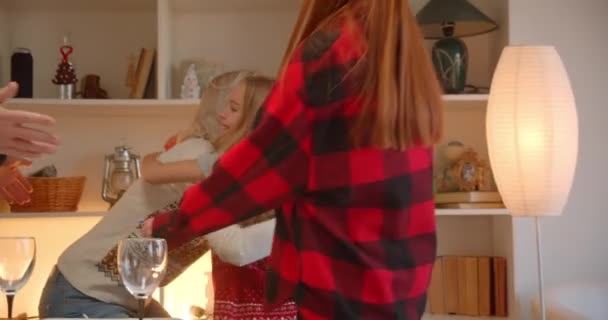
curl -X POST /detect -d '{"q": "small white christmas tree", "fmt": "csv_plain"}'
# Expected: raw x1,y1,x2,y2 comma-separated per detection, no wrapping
181,63,201,99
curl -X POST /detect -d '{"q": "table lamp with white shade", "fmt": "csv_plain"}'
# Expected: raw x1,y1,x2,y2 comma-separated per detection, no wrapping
486,46,578,320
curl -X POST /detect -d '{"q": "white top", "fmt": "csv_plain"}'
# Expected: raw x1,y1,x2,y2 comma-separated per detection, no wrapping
206,218,275,267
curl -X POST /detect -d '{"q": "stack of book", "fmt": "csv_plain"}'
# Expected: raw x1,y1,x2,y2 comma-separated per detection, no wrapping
427,255,508,317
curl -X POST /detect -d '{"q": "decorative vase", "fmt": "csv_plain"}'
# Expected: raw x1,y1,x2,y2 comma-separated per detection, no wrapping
431,24,468,94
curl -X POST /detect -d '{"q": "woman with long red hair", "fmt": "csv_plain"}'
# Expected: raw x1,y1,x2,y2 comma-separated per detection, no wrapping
145,0,444,318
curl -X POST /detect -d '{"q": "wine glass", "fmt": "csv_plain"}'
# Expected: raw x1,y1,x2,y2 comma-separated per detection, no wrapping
0,237,36,319
117,238,167,320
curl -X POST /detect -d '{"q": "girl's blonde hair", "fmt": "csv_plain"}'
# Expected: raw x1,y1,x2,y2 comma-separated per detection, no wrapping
280,0,444,150
213,75,275,153
183,70,256,143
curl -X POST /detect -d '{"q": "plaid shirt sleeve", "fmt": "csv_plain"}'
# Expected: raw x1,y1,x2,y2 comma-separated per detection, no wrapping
150,34,330,248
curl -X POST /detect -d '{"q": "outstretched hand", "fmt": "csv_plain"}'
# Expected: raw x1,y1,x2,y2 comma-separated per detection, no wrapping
0,82,59,159
0,157,33,205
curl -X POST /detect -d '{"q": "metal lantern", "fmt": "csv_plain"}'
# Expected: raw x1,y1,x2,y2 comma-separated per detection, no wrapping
102,145,141,206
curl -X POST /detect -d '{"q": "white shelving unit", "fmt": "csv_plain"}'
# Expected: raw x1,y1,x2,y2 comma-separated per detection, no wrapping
0,0,516,319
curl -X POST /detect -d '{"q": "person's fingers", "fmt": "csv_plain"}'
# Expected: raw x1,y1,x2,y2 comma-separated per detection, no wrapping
13,124,60,146
4,156,33,168
0,149,42,159
0,109,56,126
3,182,30,205
14,172,33,193
0,187,17,204
1,138,58,157
16,158,32,167
0,145,44,159
0,184,23,205
0,82,18,103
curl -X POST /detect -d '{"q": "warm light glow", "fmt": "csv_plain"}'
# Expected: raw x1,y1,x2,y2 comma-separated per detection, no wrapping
161,254,213,317
486,46,578,216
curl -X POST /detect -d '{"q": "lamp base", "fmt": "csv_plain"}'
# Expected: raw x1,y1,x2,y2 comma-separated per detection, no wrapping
536,216,546,320
432,37,468,94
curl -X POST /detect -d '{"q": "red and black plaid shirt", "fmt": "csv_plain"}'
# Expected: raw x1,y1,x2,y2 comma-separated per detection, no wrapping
153,19,437,320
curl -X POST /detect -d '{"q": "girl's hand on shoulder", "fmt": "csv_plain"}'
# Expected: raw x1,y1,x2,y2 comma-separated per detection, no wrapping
164,135,178,151
164,128,193,151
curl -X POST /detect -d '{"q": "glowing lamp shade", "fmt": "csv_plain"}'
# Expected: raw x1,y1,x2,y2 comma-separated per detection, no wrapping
486,46,578,217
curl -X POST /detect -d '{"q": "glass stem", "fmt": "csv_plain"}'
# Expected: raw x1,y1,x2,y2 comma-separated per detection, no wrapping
7,294,14,319
138,298,145,320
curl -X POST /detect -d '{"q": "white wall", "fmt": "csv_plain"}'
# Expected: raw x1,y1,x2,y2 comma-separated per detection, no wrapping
508,0,608,318
170,10,297,98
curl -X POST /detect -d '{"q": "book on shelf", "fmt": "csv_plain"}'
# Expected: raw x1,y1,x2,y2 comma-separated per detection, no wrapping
143,53,157,99
427,255,507,317
128,47,156,99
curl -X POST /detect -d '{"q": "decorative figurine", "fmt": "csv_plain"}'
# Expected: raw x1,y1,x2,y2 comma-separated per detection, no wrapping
52,36,77,99
180,63,201,99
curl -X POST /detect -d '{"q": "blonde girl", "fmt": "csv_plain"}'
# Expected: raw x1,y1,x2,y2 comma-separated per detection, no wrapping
38,71,274,319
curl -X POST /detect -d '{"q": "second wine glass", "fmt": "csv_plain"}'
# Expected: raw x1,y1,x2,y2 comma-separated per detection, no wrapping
117,238,167,320
0,237,36,319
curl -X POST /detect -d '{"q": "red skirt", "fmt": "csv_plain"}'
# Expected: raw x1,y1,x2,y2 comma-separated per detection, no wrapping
211,254,297,320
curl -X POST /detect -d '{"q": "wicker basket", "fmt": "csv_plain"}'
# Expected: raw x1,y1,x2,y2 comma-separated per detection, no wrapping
11,176,86,212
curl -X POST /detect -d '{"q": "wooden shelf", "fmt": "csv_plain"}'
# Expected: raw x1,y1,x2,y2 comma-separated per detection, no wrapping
170,0,300,12
6,98,198,116
8,98,198,106
443,94,488,109
2,0,155,12
443,94,489,101
436,208,509,216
